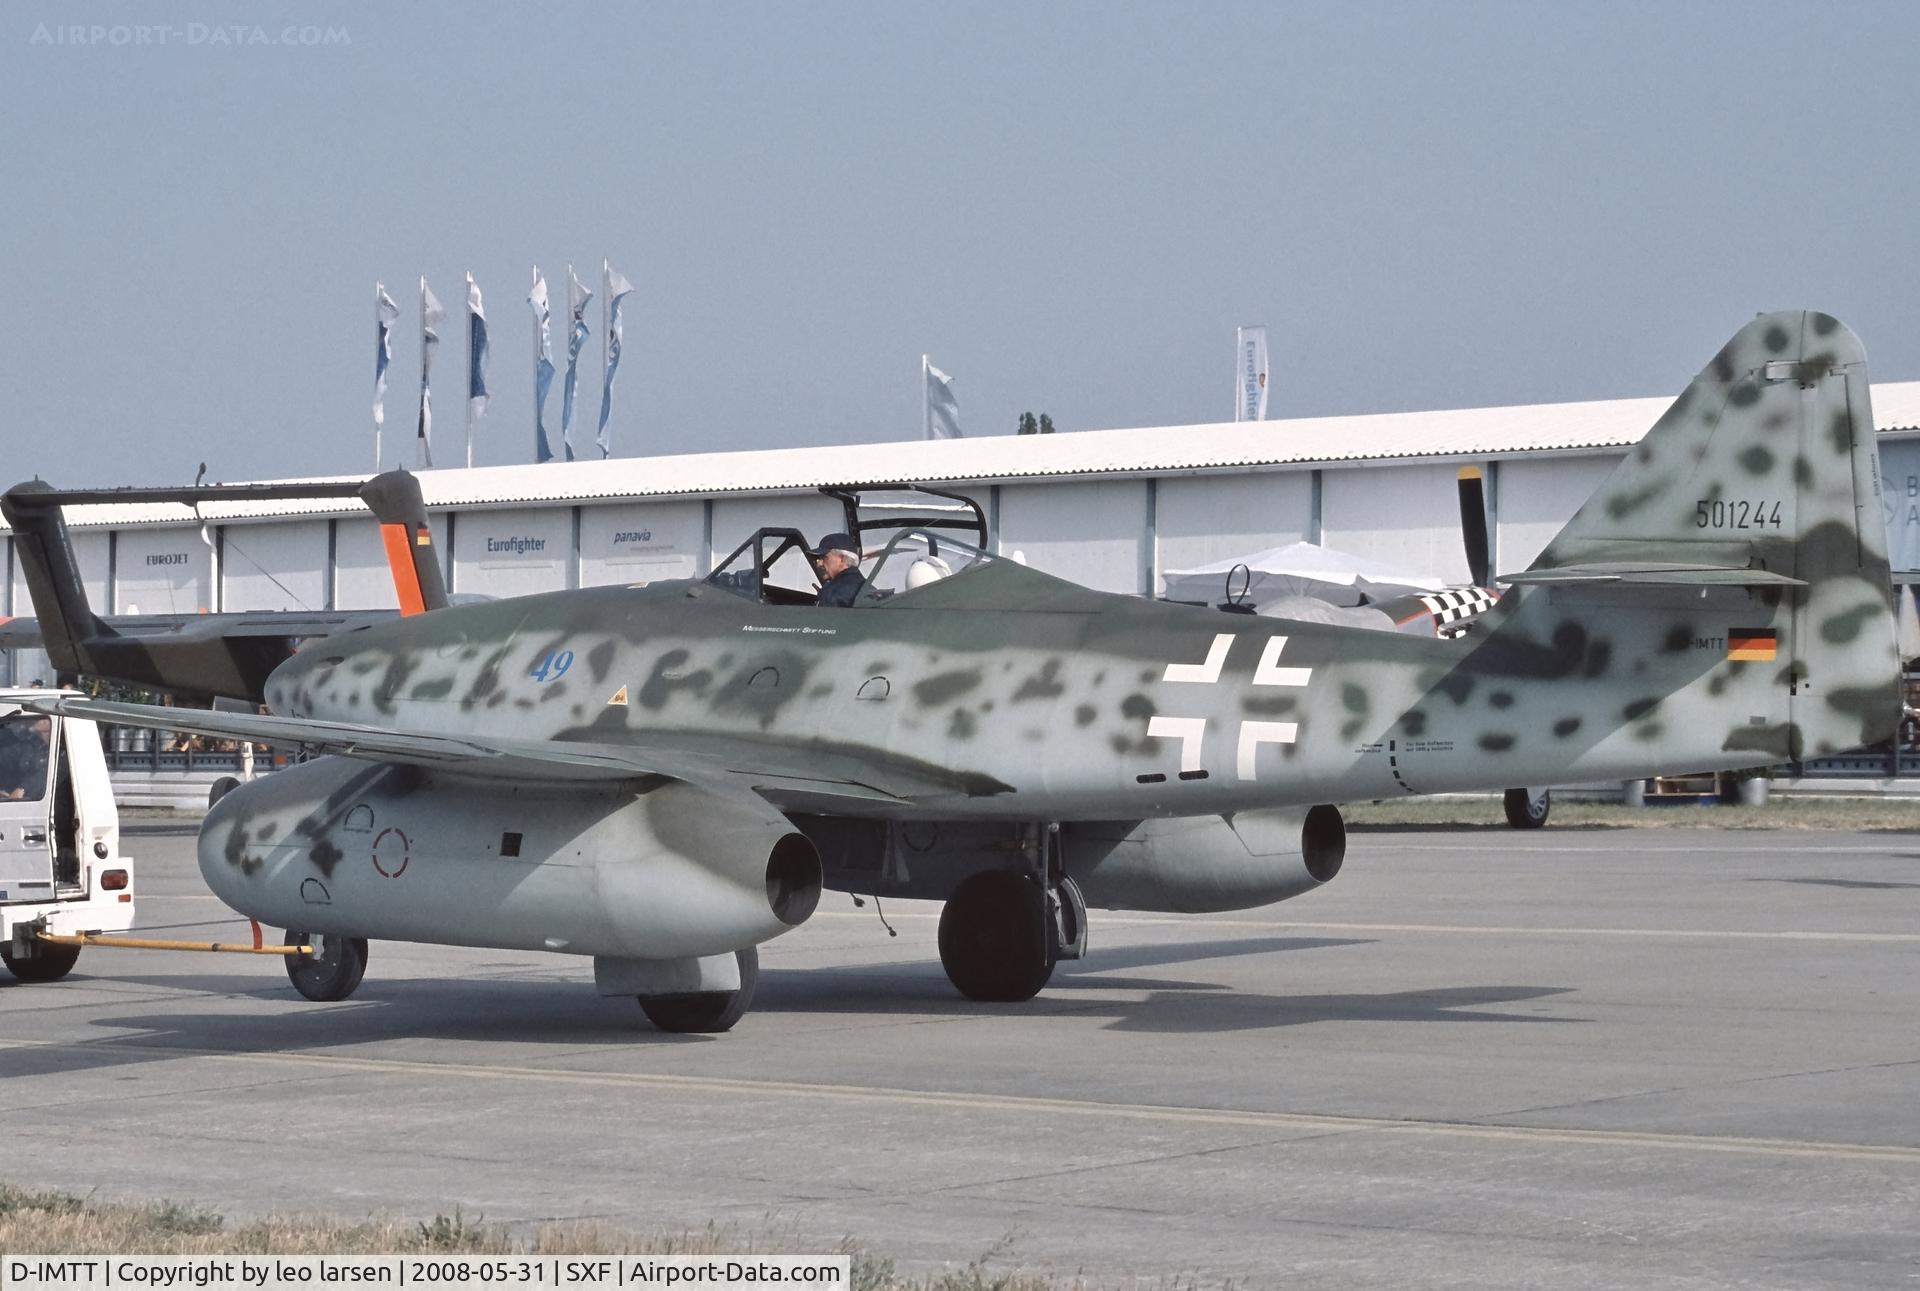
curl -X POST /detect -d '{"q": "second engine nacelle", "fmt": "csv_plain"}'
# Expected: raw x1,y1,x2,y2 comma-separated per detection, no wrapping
198,756,821,959
1063,805,1345,913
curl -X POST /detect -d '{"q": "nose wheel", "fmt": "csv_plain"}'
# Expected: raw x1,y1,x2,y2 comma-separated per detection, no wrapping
284,930,368,1001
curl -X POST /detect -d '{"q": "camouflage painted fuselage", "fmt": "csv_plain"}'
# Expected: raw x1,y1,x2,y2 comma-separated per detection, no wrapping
254,562,1852,823
264,309,1899,820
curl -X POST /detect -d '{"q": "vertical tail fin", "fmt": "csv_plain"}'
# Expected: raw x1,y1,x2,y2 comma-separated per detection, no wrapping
1526,310,1897,756
359,470,449,615
1,480,114,679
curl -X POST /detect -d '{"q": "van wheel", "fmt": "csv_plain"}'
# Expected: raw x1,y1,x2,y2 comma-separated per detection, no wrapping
2,940,81,983
285,931,368,1001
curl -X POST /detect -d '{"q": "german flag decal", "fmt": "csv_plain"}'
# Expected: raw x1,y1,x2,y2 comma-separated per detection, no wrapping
1728,628,1778,661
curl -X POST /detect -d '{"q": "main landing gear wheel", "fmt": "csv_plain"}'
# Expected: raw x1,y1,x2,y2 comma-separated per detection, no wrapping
938,870,1056,1003
2,940,81,984
1504,787,1551,830
285,930,369,1002
639,946,758,1034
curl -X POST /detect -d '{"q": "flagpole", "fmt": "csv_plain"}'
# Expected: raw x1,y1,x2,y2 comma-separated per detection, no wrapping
465,270,475,470
531,265,541,465
601,259,610,461
921,354,929,440
373,282,383,472
418,276,428,470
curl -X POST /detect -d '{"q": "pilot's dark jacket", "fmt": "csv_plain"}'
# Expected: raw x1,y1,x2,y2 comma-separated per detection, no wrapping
816,568,866,608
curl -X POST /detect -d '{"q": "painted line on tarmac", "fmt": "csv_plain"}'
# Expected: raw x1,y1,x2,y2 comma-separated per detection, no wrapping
126,903,1920,943
2,1037,1917,1167
1352,841,1914,854
807,911,1920,942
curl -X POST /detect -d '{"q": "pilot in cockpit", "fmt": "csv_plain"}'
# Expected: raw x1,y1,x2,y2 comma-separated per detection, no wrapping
811,533,866,607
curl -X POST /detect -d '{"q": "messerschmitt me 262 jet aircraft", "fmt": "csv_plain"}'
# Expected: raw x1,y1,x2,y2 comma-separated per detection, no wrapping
1,312,1899,1032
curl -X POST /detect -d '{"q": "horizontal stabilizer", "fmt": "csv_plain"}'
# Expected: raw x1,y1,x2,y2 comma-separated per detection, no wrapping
1499,563,1806,588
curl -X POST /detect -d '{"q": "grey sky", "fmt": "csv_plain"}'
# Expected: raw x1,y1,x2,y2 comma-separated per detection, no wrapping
4,2,1918,483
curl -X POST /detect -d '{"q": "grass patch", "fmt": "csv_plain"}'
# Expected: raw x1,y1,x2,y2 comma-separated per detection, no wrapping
1344,795,1920,831
0,1186,1219,1290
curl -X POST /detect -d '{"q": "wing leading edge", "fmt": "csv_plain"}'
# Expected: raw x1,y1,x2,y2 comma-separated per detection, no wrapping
26,696,978,812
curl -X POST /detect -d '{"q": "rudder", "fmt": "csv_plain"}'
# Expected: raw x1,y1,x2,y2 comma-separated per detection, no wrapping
1529,310,1897,756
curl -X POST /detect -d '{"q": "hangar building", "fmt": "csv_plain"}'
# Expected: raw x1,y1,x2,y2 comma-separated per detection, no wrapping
7,381,1920,685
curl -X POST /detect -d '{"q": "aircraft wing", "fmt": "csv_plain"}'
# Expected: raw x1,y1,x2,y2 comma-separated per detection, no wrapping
0,610,389,650
26,696,987,811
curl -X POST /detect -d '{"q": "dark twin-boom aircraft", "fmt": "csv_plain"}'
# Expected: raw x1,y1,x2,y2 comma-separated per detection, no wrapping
2,312,1899,1031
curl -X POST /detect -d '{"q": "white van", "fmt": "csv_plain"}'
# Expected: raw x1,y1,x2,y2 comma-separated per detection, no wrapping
0,690,133,982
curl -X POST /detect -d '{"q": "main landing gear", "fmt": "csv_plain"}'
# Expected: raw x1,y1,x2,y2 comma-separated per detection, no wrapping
936,825,1086,1003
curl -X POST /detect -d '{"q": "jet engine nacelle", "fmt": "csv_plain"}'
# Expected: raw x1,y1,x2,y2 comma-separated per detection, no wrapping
198,757,821,959
1063,805,1344,913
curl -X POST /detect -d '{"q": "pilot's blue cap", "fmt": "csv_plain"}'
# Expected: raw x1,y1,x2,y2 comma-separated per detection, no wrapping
814,532,859,557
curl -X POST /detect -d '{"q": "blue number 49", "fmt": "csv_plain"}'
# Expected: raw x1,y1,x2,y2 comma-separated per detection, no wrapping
530,650,574,682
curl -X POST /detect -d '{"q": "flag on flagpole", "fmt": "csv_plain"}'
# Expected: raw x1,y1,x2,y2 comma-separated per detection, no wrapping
559,265,592,464
373,282,398,470
596,260,634,459
529,267,556,464
925,357,962,439
465,272,490,468
1234,325,1269,422
417,277,444,469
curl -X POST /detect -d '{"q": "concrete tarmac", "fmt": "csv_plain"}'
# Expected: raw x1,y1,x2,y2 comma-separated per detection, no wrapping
3,823,1918,1288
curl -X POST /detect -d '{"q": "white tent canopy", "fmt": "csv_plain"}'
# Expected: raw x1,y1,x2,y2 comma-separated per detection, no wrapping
1163,541,1445,607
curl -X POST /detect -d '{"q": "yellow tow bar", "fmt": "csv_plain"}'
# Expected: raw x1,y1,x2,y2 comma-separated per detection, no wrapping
37,925,313,957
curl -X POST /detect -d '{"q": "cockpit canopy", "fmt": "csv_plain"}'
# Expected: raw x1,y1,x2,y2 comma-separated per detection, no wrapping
704,483,995,606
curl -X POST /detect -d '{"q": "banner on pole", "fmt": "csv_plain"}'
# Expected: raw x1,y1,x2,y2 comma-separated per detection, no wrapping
1235,325,1269,422
417,277,444,468
560,265,592,464
466,272,490,467
529,268,555,464
926,360,962,440
374,282,398,469
597,261,633,459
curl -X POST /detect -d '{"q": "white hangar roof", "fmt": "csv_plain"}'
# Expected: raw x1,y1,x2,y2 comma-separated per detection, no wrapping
29,379,1920,529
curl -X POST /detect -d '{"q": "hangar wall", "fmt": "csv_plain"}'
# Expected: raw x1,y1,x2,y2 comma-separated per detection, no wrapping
580,500,704,587
1492,455,1624,574
222,520,330,612
1320,464,1475,586
1156,473,1314,574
